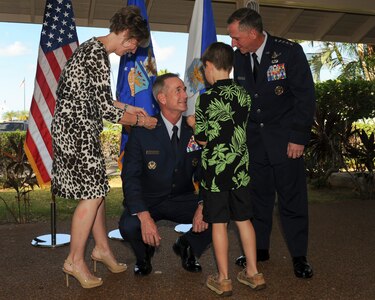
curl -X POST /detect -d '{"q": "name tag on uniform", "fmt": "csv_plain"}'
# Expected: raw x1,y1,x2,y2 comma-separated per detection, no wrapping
267,63,286,81
237,76,246,81
186,135,202,152
146,150,160,155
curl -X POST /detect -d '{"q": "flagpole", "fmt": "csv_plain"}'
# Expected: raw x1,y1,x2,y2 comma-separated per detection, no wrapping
31,193,71,247
23,77,25,111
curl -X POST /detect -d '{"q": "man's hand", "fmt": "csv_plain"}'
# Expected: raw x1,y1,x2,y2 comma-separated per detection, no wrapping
287,142,305,159
192,204,208,233
137,211,161,247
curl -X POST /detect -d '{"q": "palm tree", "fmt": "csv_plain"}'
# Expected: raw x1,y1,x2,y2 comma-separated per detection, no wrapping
2,111,17,121
157,69,169,75
308,42,375,82
16,110,29,121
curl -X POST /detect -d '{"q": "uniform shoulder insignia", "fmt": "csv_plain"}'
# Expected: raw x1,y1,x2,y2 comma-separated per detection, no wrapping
274,37,295,47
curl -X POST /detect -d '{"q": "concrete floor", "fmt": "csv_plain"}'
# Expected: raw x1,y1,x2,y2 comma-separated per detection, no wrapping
1,199,374,300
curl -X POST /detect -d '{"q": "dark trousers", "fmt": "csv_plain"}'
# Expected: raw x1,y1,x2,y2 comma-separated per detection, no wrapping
250,156,309,257
118,195,212,262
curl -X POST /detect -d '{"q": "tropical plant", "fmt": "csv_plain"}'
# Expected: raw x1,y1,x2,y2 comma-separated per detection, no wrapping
308,42,375,82
343,129,375,200
0,135,39,223
305,79,375,195
2,111,17,121
157,69,169,75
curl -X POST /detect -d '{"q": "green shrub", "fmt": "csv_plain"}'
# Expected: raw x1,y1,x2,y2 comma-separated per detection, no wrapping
305,79,375,198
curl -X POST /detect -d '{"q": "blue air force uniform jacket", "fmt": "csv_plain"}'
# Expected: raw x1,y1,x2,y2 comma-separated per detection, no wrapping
234,34,316,165
122,114,202,214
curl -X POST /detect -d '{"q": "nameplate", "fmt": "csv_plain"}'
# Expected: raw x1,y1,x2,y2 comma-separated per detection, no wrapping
146,150,160,155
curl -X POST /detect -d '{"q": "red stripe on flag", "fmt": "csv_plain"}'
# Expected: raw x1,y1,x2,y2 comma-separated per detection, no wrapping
45,51,62,83
35,64,56,116
24,131,51,184
61,42,77,60
28,96,53,158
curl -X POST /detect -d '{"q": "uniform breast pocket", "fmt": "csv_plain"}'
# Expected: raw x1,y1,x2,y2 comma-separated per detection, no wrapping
145,150,160,172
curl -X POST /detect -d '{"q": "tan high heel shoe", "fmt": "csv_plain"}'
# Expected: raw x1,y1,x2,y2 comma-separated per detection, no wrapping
91,249,127,273
62,259,103,289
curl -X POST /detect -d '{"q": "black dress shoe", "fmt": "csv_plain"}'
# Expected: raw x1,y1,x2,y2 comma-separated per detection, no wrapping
235,249,270,267
257,249,270,262
293,256,313,278
134,245,155,276
134,259,152,276
235,255,247,267
173,236,202,272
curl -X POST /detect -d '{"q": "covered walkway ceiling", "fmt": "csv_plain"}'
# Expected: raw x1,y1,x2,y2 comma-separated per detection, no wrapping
0,0,375,44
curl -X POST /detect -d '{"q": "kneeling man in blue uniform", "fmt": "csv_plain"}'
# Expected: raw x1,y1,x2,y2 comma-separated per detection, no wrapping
119,73,211,276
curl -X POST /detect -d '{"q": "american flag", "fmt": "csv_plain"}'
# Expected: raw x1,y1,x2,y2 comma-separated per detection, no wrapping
24,0,78,186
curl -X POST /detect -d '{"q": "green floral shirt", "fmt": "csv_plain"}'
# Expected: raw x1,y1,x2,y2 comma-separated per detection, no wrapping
195,79,251,192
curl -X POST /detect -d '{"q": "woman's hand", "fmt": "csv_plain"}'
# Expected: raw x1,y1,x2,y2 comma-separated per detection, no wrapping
137,115,157,130
126,104,148,116
186,114,196,129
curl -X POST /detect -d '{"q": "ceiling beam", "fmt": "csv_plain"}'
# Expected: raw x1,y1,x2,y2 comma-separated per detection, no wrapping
313,12,344,41
146,0,154,17
87,0,96,26
274,8,304,37
29,0,35,23
259,0,375,15
352,17,375,43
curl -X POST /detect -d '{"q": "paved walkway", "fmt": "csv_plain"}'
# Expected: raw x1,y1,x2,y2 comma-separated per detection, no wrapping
1,200,374,299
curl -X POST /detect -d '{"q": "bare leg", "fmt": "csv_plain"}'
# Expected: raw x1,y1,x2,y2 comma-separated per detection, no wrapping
236,220,259,276
91,198,120,264
66,197,103,279
212,223,229,280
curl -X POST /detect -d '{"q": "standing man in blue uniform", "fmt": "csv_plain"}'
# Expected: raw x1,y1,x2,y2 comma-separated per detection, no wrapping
119,73,211,276
227,8,315,278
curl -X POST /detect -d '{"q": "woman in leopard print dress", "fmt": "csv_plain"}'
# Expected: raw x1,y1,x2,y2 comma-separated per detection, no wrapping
51,6,157,288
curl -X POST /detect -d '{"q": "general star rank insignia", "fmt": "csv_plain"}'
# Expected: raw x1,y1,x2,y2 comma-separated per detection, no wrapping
148,161,157,170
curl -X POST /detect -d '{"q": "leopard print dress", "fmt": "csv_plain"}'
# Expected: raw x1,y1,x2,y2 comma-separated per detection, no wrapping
51,37,123,200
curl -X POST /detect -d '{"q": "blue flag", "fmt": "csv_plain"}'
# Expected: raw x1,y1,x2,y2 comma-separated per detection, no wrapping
184,0,217,115
116,0,159,168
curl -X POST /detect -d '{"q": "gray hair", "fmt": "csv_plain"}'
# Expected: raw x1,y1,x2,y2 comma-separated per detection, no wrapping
152,73,180,100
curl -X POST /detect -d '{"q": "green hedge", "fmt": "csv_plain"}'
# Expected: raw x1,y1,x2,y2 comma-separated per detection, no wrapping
0,127,122,177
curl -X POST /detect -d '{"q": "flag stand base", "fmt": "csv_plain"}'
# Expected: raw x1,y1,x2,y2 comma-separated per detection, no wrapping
108,229,123,241
31,233,70,247
31,195,70,248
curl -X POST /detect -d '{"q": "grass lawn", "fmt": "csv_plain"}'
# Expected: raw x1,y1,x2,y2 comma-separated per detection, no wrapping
0,175,362,224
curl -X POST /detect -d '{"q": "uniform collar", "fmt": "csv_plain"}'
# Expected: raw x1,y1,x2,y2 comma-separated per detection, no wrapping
251,31,268,63
160,112,182,139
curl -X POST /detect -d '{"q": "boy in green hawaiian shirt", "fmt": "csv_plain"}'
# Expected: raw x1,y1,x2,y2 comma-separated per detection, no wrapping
188,42,266,296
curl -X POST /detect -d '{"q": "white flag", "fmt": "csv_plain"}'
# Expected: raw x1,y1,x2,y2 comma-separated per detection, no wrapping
184,0,217,115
